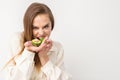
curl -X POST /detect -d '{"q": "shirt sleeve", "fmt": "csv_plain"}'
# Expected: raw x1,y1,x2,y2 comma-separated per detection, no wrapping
6,33,35,80
41,42,72,80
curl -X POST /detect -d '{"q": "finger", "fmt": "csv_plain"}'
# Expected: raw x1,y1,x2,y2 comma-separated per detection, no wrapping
37,42,47,52
24,41,32,47
46,39,51,43
38,37,49,48
46,44,52,51
37,38,52,52
42,36,49,44
46,41,52,47
43,39,52,47
24,41,40,52
28,46,40,52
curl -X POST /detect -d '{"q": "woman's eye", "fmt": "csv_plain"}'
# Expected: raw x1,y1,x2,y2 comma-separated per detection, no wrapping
33,26,38,29
44,25,49,29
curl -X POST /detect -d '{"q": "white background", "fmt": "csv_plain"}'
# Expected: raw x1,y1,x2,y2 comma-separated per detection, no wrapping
0,0,120,80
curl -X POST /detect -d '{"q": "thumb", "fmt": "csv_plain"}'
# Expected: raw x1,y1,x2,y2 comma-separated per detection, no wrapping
24,41,31,47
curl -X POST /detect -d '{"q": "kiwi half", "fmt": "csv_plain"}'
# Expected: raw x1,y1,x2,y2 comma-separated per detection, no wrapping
32,38,44,47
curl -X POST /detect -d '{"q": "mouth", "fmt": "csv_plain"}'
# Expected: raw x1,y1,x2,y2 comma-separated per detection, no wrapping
36,37,40,39
34,35,48,39
36,37,44,39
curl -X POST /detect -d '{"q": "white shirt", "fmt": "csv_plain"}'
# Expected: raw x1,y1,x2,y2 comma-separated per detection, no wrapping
6,32,72,80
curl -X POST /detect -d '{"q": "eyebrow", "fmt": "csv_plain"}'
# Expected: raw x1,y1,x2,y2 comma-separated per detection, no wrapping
43,23,49,27
32,23,50,28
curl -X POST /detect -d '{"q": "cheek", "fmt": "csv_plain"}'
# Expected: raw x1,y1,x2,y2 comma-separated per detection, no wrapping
45,30,51,35
32,30,37,36
44,29,52,36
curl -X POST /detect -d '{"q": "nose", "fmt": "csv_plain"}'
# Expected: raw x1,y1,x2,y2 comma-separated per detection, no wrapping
37,29,44,37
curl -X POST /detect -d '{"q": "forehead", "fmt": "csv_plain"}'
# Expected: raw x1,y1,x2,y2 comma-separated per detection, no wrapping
33,14,51,26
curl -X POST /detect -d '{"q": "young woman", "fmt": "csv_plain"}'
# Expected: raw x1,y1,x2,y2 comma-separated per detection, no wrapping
6,2,71,80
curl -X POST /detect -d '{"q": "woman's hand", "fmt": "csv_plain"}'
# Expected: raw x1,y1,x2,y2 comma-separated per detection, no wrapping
24,37,52,65
24,37,52,54
37,37,52,57
38,37,52,65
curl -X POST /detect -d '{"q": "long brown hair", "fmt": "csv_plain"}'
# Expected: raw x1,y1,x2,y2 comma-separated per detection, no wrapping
6,2,54,72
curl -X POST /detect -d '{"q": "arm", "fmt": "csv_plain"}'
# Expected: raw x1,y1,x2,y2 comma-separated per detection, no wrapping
6,33,35,80
41,42,72,80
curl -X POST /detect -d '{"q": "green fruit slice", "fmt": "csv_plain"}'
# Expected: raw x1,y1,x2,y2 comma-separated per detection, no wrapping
39,37,44,42
32,38,44,47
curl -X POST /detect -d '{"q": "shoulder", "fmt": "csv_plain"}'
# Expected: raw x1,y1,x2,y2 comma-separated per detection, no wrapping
50,41,64,56
53,41,63,49
10,32,23,40
9,32,24,45
8,32,23,56
51,41,64,51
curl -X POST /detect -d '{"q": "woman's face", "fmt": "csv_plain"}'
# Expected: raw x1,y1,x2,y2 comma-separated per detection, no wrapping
32,14,52,39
